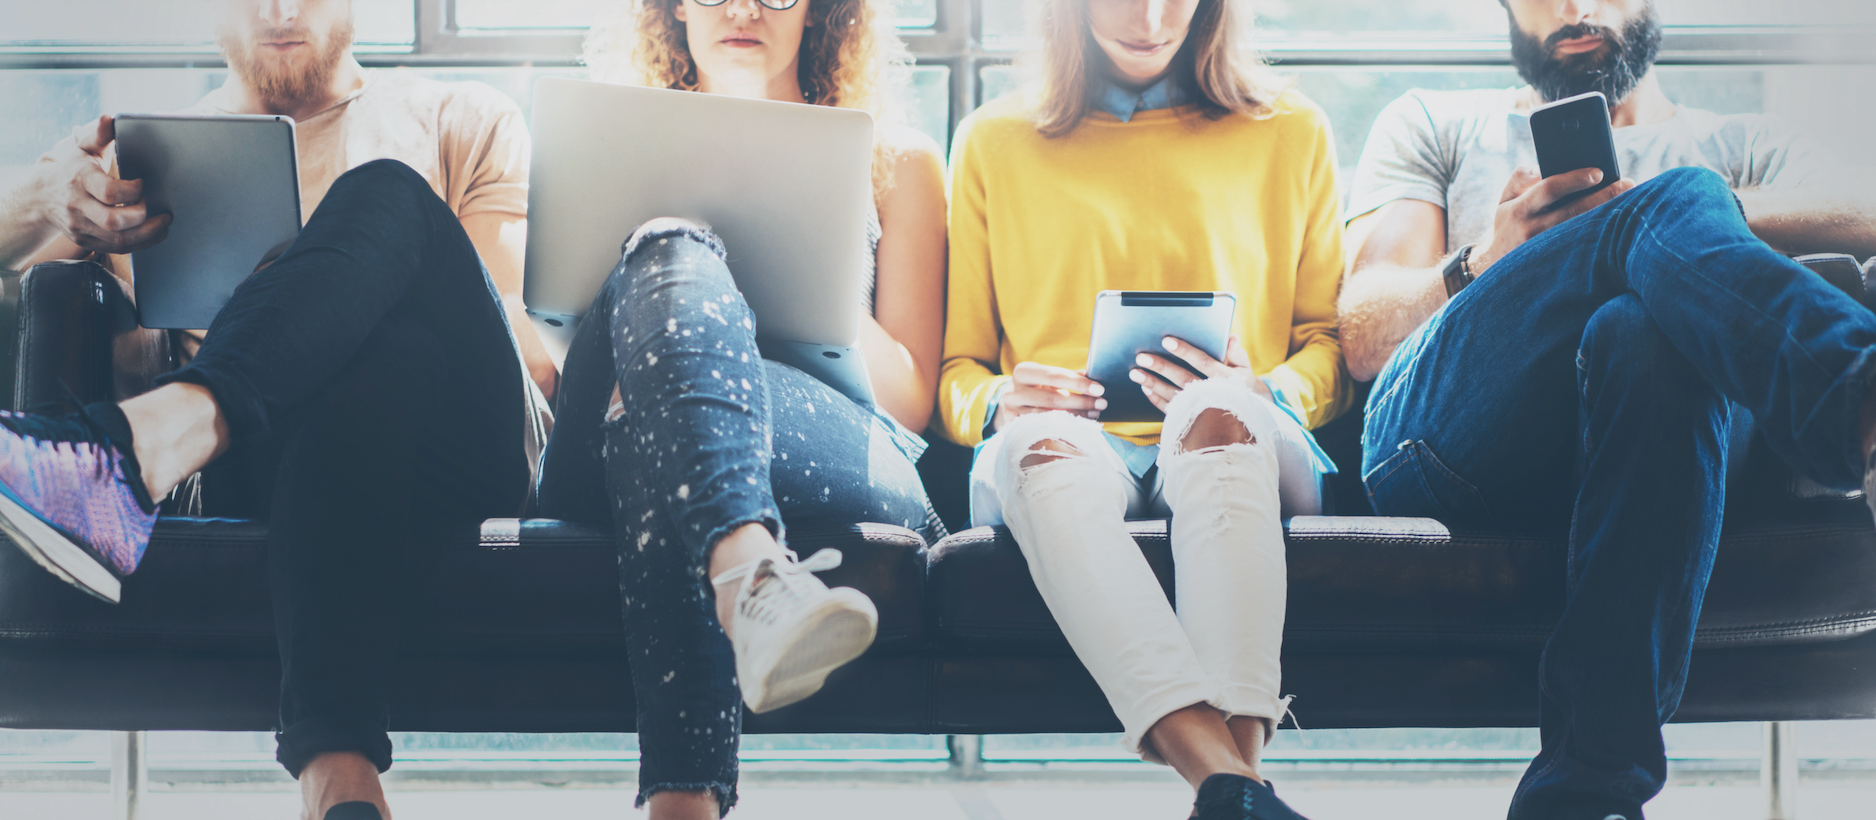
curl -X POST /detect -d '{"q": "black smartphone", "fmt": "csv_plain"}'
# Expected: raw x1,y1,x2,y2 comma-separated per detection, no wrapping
1528,91,1621,212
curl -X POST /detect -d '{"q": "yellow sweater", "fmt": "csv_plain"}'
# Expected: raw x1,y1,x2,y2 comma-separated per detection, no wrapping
939,90,1353,447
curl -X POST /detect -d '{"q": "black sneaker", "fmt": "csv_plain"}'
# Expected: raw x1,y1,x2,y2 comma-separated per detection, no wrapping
1192,773,1311,820
324,803,383,820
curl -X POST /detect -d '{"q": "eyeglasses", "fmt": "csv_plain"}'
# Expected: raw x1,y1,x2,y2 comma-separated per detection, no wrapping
690,0,803,9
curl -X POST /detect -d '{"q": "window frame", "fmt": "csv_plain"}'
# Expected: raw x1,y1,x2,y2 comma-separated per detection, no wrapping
0,0,1869,141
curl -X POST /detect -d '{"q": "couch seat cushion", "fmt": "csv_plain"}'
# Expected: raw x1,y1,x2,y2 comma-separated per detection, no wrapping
927,504,1876,654
0,518,928,653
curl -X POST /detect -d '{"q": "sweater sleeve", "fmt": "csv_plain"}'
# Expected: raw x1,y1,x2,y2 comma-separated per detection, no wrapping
936,113,1011,446
1263,110,1354,430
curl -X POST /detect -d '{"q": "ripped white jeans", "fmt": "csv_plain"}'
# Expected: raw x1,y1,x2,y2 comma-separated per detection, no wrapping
968,379,1320,759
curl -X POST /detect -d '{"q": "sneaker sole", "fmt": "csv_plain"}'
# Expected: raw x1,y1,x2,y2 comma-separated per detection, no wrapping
0,484,121,604
742,589,877,714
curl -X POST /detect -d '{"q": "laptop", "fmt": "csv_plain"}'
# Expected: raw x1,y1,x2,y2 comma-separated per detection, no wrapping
523,77,877,407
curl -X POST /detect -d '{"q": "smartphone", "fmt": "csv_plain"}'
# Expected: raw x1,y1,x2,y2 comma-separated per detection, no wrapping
1528,91,1621,212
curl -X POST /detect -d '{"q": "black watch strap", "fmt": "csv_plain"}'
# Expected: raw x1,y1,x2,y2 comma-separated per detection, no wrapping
1442,244,1477,298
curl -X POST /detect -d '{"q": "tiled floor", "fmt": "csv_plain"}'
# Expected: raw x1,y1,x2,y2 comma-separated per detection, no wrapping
5,781,1876,819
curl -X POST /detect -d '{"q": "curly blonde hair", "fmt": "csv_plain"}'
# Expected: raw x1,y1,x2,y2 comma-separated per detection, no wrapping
585,0,911,190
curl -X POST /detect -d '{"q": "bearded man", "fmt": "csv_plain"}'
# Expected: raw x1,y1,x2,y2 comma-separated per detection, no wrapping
0,2,554,819
1337,1,1876,819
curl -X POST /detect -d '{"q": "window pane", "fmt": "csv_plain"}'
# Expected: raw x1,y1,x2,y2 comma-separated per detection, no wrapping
982,0,1872,48
981,3,1029,50
0,0,414,51
453,0,938,31
978,63,1019,107
1256,0,1871,34
903,65,952,150
1257,0,1503,36
1654,0,1875,27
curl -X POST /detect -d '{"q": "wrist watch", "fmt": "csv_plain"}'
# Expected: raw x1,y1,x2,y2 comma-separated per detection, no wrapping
1441,244,1478,298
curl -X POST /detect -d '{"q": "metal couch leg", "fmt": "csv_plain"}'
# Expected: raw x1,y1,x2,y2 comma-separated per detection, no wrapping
112,730,148,820
947,734,985,779
1762,721,1798,820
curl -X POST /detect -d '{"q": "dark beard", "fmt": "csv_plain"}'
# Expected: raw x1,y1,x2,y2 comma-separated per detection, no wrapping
219,18,355,110
1509,6,1663,104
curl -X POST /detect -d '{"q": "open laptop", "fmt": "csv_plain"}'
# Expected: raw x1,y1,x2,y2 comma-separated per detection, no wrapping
524,77,877,406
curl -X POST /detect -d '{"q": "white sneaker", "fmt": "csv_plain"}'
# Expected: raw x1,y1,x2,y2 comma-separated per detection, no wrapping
716,549,878,714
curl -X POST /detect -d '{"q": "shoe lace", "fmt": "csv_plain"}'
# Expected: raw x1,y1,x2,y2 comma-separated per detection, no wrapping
738,549,843,627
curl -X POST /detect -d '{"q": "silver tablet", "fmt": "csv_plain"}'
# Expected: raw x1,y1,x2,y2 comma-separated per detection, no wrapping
1086,290,1237,423
115,114,301,329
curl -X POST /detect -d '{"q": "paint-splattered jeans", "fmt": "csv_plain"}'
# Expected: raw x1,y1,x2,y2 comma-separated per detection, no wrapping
534,220,943,816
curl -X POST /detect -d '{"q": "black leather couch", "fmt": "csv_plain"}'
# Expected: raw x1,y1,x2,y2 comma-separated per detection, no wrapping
3,257,1876,736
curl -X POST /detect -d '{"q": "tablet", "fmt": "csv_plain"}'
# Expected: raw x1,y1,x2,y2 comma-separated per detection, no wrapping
115,114,301,329
1085,290,1237,423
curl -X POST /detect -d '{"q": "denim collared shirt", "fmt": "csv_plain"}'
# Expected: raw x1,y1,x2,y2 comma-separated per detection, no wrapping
1094,77,1190,122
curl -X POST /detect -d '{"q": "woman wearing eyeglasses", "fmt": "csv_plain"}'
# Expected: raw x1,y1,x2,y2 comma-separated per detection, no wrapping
940,1,1350,818
532,1,947,817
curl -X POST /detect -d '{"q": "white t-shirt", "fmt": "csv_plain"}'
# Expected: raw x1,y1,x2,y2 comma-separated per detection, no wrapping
1347,87,1847,252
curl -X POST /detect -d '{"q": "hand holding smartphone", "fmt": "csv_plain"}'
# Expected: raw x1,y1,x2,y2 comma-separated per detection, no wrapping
1529,91,1621,212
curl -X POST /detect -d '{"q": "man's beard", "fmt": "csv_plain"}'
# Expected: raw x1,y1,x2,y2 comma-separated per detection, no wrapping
1509,6,1663,104
219,18,355,109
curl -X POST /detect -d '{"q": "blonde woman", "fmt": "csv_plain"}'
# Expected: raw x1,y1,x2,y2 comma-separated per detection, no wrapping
941,1,1349,817
531,1,947,817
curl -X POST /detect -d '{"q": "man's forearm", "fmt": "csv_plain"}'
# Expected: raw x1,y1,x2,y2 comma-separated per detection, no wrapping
0,164,57,271
1337,265,1448,383
1740,181,1876,259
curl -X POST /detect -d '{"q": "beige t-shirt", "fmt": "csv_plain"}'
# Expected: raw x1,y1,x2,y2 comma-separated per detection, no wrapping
109,68,530,285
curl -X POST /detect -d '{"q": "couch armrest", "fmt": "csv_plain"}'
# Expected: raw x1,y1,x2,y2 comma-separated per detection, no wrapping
0,269,20,411
1796,253,1871,308
14,260,174,415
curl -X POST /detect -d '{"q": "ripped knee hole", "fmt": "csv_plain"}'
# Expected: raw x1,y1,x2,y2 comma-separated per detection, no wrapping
1019,438,1084,471
1177,408,1257,453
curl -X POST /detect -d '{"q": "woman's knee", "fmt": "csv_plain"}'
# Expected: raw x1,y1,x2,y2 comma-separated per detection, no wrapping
997,411,1108,476
619,217,727,267
1162,379,1278,457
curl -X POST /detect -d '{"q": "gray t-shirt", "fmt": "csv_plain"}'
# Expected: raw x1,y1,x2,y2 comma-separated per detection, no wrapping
1348,87,1846,252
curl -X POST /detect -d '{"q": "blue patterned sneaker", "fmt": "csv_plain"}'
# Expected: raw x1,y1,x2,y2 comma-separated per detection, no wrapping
1193,773,1311,820
0,404,157,604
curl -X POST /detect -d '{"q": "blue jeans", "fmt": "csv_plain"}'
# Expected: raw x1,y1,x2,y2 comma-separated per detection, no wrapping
535,222,941,816
1363,167,1876,820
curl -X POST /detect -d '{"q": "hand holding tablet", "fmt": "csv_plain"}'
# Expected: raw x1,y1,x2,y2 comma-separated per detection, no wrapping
1130,333,1269,415
1085,290,1239,423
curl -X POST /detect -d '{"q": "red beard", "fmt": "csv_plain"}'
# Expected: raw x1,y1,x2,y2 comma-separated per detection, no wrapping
218,18,356,110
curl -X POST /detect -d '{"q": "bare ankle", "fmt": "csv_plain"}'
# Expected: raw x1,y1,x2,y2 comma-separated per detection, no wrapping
299,752,389,820
646,788,721,820
119,383,229,499
707,523,784,579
